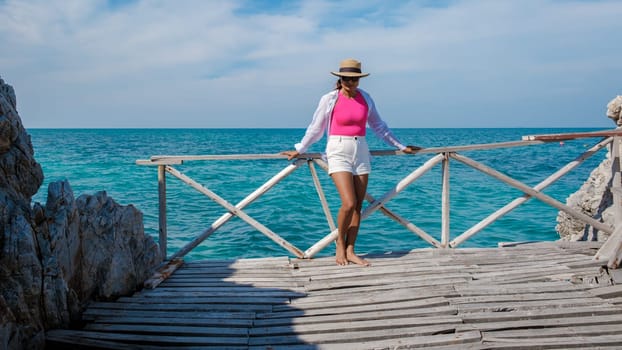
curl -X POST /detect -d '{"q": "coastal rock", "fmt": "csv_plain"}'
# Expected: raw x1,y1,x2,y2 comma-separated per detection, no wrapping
607,95,622,126
74,189,160,300
0,76,162,350
556,95,622,241
556,153,615,241
0,77,43,201
34,180,161,300
0,75,48,349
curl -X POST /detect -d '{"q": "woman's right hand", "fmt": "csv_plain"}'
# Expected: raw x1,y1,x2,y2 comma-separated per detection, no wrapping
281,150,300,160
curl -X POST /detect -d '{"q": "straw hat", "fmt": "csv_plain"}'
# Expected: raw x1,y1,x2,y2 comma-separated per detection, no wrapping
330,58,370,78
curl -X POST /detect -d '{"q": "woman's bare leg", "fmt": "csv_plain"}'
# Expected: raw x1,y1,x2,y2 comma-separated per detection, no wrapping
330,171,357,266
345,174,369,266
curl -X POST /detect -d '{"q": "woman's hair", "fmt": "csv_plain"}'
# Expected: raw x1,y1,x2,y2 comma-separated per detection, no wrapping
334,78,342,90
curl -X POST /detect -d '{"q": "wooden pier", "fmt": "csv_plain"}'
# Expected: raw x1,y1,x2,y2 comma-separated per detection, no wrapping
45,130,622,348
46,241,622,349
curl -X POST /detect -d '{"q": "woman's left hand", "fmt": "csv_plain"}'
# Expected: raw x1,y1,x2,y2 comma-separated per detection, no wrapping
402,145,422,154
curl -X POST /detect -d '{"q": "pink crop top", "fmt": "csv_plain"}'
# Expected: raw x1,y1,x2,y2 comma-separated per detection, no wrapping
329,90,369,136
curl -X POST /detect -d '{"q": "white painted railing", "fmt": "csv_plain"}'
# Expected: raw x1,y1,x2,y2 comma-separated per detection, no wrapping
136,129,622,268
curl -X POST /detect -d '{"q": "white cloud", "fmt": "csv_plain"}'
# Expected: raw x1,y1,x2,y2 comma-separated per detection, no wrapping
0,0,620,128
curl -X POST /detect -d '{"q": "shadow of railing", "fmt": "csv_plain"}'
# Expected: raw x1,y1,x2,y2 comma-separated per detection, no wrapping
46,257,318,349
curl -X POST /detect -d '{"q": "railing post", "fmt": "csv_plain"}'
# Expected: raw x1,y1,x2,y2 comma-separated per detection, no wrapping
441,152,450,247
158,164,167,260
607,136,622,268
612,136,621,228
308,160,336,232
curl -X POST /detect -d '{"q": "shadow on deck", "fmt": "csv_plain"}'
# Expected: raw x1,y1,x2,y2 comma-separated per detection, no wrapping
46,241,622,349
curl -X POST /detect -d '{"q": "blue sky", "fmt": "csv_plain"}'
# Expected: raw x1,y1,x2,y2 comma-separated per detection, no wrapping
0,0,620,128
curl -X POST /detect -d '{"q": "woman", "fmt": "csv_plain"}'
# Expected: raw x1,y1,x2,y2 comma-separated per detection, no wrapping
282,58,419,266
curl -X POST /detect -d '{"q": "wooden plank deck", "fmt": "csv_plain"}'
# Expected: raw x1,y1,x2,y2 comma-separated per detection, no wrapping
46,241,622,349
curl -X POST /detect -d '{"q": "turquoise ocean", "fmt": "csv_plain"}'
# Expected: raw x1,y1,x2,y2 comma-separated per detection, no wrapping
28,128,609,261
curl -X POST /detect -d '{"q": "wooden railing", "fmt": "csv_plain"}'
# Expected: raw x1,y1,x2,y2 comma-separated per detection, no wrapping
136,129,622,269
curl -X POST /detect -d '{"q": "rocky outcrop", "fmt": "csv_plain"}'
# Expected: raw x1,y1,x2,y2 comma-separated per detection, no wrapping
607,95,622,126
0,76,162,350
34,182,161,302
556,152,616,241
556,95,622,241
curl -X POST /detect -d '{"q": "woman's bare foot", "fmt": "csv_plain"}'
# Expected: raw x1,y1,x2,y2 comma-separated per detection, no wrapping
347,252,370,266
335,245,348,266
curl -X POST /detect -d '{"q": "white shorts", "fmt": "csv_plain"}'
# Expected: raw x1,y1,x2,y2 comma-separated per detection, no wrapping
326,135,371,175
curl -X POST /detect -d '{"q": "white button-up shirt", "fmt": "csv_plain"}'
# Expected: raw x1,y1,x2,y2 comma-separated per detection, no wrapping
294,88,407,154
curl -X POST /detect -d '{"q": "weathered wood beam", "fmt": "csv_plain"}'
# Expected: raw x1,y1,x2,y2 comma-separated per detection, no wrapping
165,165,304,258
522,129,622,141
450,153,614,236
168,159,306,260
308,160,336,232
